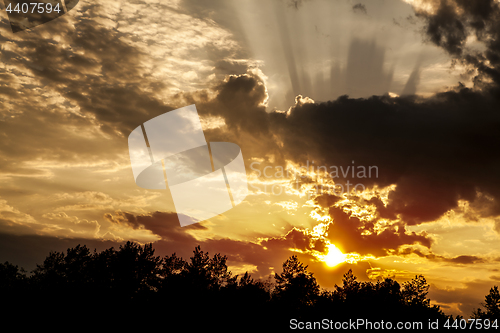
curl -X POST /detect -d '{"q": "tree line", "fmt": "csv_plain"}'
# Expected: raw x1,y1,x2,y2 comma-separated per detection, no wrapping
0,241,498,329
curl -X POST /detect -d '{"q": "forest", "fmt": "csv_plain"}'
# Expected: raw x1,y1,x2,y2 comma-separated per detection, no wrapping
0,241,498,330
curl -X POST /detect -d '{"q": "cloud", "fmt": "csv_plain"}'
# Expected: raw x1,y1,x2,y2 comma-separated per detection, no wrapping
0,232,124,272
0,0,252,240
407,0,500,87
286,0,312,10
397,247,488,265
276,89,500,224
261,226,327,253
0,1,499,315
444,255,485,265
366,267,415,280
104,210,205,242
353,3,367,15
429,278,496,316
324,204,432,256
42,212,100,236
177,45,500,229
101,209,372,283
101,210,290,279
6,6,500,239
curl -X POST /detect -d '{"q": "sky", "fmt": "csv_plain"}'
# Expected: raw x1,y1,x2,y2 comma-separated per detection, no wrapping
0,0,500,317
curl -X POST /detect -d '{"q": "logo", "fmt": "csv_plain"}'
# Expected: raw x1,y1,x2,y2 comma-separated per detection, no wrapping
128,104,248,226
3,0,79,33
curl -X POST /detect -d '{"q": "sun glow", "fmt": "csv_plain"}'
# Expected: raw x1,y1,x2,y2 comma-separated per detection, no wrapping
323,244,346,267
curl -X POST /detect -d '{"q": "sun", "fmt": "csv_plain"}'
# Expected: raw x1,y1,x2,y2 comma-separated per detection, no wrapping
323,244,346,267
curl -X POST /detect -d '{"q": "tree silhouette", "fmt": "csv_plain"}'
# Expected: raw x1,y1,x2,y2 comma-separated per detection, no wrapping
0,261,26,290
376,277,401,304
236,272,271,307
183,245,236,291
273,255,320,318
474,286,500,320
0,241,489,329
484,286,500,319
402,274,430,307
335,268,360,302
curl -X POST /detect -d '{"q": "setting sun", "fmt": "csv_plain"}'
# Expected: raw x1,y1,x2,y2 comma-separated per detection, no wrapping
323,244,346,267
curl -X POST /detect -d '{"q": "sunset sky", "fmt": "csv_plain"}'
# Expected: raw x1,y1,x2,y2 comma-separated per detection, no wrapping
1,0,500,317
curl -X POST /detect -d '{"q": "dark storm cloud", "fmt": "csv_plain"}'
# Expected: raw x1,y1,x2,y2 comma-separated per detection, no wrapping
179,56,500,245
420,1,468,55
278,89,500,224
204,75,271,135
413,0,500,87
184,59,500,228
